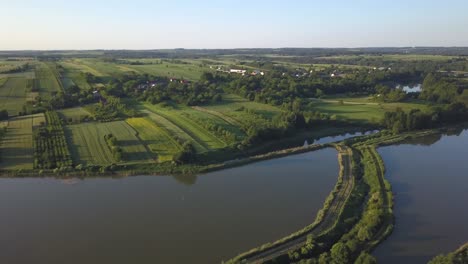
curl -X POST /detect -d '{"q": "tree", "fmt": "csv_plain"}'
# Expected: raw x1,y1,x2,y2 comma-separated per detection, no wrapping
354,252,377,264
318,252,331,264
0,109,8,120
331,242,350,264
173,142,196,164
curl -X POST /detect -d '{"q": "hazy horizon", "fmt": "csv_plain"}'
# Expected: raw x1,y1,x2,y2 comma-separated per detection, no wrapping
2,0,468,50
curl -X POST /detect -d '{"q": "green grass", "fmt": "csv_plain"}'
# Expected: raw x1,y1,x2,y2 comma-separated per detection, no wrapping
59,59,106,77
202,93,283,125
126,117,181,162
0,78,7,87
58,61,93,91
0,114,45,170
137,106,208,153
35,62,62,99
124,62,206,80
65,121,153,166
307,97,430,123
0,77,31,116
0,70,36,80
143,103,227,150
61,58,206,80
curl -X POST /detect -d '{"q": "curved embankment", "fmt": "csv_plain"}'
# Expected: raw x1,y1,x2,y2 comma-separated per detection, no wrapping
429,242,468,263
228,145,355,263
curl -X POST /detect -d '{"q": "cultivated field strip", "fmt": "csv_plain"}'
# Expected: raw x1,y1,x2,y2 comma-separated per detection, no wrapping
190,106,245,138
59,60,105,77
191,106,242,127
144,104,227,149
140,107,208,153
126,117,181,162
65,121,152,165
0,77,29,116
35,62,62,99
0,114,45,170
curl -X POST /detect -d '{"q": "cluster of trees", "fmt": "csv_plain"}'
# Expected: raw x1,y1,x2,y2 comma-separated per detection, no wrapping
33,111,73,169
216,68,416,108
0,63,30,74
374,84,407,102
104,133,123,162
419,73,461,104
238,110,307,149
105,73,223,106
173,142,196,164
92,96,139,122
382,103,468,134
0,109,8,120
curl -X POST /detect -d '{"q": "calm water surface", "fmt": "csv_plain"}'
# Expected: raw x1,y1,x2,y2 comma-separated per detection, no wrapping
374,129,468,263
0,148,339,264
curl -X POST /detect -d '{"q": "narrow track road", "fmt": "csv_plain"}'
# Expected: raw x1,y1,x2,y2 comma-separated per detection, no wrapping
241,145,355,263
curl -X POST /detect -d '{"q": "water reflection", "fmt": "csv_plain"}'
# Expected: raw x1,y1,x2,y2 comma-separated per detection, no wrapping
311,130,378,145
0,148,339,264
373,128,468,263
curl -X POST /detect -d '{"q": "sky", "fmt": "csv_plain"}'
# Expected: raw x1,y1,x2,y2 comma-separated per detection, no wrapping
1,0,468,50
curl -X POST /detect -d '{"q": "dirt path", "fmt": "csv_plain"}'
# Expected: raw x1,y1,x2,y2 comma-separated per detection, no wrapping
241,145,355,263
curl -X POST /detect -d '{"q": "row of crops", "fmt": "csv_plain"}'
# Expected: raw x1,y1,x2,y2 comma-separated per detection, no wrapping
33,111,73,169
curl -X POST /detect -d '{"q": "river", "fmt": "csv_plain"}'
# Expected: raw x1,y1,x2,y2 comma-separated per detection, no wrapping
0,148,339,264
373,128,468,263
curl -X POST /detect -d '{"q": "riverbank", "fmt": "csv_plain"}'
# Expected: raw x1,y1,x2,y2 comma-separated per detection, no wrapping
227,145,354,263
225,126,467,263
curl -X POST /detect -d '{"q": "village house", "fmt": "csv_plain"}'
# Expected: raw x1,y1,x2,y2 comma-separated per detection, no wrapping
230,69,247,74
251,70,265,76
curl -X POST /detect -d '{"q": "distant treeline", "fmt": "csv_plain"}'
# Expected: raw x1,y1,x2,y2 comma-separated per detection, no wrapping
2,47,468,59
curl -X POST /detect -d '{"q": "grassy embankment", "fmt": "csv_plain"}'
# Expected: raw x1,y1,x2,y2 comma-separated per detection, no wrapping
227,129,449,263
429,242,468,264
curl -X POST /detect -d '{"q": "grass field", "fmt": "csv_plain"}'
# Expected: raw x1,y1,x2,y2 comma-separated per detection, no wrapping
60,58,206,80
142,103,227,150
58,61,93,91
124,62,206,80
307,97,430,123
65,121,153,165
0,114,45,170
201,93,283,125
0,77,31,116
126,117,181,162
137,107,208,153
35,62,63,99
59,59,105,77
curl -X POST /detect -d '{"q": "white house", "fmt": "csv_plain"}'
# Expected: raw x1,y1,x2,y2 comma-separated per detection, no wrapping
230,69,247,74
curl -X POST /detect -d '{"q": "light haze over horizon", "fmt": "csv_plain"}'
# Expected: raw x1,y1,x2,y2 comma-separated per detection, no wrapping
2,0,468,50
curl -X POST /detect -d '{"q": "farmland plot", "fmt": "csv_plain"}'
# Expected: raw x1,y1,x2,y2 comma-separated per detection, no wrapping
65,121,152,165
143,103,227,151
0,114,45,170
126,117,181,162
35,62,62,99
0,77,30,116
